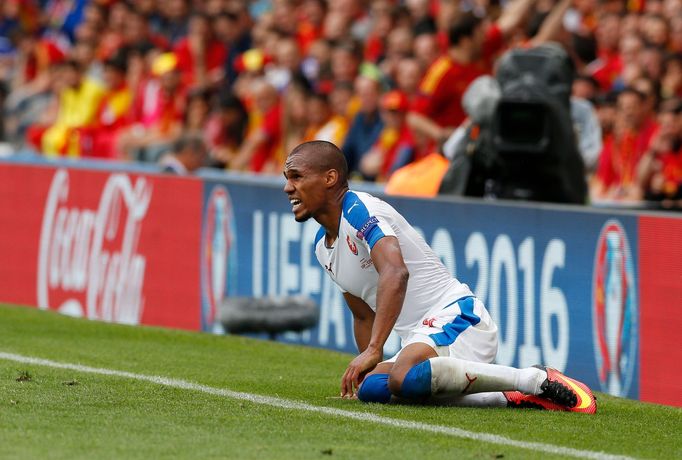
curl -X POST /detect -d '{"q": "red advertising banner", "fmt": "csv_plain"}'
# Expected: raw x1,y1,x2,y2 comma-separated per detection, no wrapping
0,163,203,331
639,216,682,407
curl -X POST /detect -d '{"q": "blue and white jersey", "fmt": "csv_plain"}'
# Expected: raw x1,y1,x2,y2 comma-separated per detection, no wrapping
315,190,474,340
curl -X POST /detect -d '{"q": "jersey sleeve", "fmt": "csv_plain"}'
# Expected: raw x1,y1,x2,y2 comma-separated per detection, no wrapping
343,192,396,250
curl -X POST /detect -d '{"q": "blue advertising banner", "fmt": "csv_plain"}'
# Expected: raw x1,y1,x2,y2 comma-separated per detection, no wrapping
200,173,641,400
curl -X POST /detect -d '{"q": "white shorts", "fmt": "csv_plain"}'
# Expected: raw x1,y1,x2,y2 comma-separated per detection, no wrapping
385,296,498,364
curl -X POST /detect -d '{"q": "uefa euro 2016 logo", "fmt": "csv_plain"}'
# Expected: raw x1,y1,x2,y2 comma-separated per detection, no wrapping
201,186,236,333
592,220,638,397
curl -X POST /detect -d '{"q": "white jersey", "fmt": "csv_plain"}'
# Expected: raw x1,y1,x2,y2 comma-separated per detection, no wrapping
314,191,474,340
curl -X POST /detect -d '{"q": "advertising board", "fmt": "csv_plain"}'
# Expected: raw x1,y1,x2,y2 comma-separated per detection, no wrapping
0,163,203,330
211,180,642,399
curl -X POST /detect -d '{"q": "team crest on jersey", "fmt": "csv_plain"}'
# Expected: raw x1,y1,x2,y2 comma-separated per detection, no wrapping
592,220,638,398
346,235,358,255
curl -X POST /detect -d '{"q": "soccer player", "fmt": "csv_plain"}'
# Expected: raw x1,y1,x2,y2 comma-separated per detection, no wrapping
283,141,597,413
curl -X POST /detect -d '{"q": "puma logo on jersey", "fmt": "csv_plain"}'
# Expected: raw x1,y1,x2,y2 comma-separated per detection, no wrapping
347,201,360,213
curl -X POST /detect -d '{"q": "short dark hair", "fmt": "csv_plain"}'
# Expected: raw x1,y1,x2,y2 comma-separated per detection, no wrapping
289,141,349,186
449,12,483,46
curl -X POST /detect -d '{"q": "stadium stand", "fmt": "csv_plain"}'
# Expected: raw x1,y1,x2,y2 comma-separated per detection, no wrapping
1,0,682,208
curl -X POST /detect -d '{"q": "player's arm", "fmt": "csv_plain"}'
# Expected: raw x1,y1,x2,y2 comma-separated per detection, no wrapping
343,292,376,353
368,236,409,354
341,236,409,397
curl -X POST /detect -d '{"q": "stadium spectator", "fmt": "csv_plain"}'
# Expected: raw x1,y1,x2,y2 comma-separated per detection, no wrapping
183,88,213,144
408,0,537,149
303,90,348,147
117,52,187,162
377,26,414,86
3,29,64,147
30,59,105,157
362,0,395,64
632,76,661,128
296,0,326,55
359,90,417,182
412,31,440,71
72,39,103,84
573,74,600,101
591,88,656,202
158,133,208,174
341,75,384,178
154,0,190,46
205,90,249,169
79,51,132,159
637,98,682,205
96,1,130,61
591,12,622,91
394,57,423,100
571,96,603,171
229,78,281,173
322,10,351,42
330,38,362,85
669,13,682,52
660,53,682,99
265,35,305,92
218,5,254,86
2,0,682,209
279,82,310,161
173,12,227,90
329,80,355,122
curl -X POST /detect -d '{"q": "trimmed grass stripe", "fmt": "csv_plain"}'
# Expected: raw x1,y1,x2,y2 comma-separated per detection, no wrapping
0,351,633,460
2,305,680,459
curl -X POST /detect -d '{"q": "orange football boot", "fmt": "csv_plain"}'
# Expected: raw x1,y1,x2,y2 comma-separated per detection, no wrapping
503,391,567,411
535,365,597,414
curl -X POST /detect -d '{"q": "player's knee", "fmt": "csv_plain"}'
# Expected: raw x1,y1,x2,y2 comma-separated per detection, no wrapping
357,373,391,404
397,359,433,400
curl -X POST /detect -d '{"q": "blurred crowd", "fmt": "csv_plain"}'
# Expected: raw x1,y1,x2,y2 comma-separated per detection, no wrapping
1,0,682,208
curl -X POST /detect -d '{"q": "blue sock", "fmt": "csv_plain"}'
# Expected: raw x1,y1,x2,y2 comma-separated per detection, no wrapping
401,360,432,400
357,374,391,404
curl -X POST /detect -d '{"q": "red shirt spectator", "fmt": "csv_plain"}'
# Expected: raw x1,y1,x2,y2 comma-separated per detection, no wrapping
413,24,503,129
173,13,227,88
229,80,282,173
251,102,283,172
81,55,133,159
592,89,657,200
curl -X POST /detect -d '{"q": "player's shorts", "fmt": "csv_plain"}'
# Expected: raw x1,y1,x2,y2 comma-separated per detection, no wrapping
385,296,498,364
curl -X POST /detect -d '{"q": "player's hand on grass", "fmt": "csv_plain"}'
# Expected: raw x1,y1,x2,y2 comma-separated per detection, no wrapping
340,347,382,398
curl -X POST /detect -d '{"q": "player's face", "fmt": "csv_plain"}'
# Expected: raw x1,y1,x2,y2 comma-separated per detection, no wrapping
283,153,328,222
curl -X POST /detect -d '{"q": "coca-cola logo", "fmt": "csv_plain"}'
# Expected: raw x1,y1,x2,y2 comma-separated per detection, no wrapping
37,169,152,324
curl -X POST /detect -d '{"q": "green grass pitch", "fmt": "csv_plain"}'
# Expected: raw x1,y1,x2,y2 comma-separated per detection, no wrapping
1,304,680,459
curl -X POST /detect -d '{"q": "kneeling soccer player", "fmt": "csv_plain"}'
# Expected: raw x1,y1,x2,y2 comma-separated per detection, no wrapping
283,141,596,413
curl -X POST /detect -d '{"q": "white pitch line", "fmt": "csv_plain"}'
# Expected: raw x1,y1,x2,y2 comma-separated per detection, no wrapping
1,351,632,460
